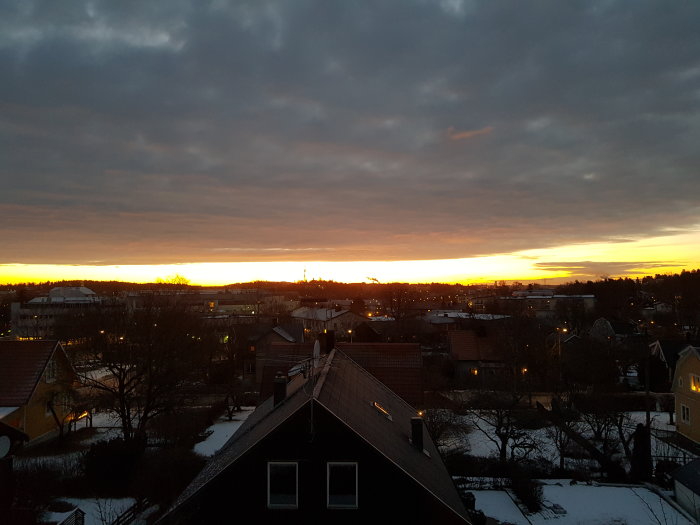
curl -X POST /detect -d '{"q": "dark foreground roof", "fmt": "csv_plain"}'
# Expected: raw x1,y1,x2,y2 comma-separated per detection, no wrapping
672,458,700,494
163,348,468,522
0,340,61,406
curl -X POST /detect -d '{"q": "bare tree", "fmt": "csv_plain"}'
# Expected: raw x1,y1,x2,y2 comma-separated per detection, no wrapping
543,406,580,471
468,392,537,463
424,409,471,458
76,304,209,442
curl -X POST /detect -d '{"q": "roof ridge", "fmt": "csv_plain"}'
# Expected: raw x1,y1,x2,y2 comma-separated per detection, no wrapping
312,348,335,398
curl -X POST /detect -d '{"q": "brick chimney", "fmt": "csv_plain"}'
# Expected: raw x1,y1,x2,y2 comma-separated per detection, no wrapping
319,330,335,354
411,417,424,451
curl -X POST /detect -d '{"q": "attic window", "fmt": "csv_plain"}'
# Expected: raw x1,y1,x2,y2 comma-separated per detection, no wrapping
372,402,392,421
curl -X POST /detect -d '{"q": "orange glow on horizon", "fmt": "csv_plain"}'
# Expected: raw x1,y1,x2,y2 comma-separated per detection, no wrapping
1,231,699,286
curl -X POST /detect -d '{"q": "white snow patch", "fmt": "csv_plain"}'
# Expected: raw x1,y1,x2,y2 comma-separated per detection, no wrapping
44,498,135,525
473,483,693,525
194,409,253,457
471,490,523,524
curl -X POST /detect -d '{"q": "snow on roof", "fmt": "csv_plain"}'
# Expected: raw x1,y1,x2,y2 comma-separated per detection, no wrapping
272,325,296,342
425,311,508,321
290,306,351,321
0,406,19,419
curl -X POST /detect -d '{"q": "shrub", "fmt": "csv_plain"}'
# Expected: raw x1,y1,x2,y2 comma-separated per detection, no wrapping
130,447,205,507
83,438,144,495
149,408,213,448
510,474,543,513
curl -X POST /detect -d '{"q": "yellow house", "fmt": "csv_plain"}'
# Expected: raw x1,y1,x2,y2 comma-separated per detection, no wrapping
673,345,700,444
0,340,77,443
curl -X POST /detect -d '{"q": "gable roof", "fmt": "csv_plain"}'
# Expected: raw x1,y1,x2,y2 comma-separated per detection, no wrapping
164,348,468,522
314,351,467,521
650,339,700,369
672,345,700,388
0,340,63,406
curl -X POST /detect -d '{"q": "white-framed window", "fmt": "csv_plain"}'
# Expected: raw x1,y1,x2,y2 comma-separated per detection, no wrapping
327,462,358,509
45,358,56,383
691,375,700,392
682,404,691,424
267,462,298,509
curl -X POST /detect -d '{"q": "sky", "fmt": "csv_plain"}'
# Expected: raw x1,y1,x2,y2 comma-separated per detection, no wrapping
2,1,700,285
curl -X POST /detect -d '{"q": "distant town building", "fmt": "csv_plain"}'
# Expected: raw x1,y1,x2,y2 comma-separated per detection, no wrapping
10,287,105,338
291,307,366,336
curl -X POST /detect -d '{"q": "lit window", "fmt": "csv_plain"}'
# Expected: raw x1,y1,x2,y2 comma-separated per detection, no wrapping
268,462,297,509
327,462,358,509
682,404,691,424
691,375,700,392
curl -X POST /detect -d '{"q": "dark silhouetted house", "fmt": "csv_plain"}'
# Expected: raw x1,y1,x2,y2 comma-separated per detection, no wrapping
589,317,639,344
158,348,469,524
447,329,507,387
0,340,76,443
253,323,305,386
258,341,423,406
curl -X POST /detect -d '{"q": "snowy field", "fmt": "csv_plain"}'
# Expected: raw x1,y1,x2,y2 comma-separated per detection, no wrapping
194,408,253,456
473,482,694,525
453,410,692,524
460,410,678,465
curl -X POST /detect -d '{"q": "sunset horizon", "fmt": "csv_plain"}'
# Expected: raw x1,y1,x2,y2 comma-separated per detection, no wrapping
3,228,700,286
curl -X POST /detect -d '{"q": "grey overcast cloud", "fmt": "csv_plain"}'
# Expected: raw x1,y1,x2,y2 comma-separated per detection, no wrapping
2,1,700,276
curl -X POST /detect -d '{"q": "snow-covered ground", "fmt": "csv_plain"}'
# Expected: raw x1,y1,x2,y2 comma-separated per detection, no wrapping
79,411,123,445
455,410,691,523
43,498,135,525
194,408,253,457
460,410,677,465
473,482,693,525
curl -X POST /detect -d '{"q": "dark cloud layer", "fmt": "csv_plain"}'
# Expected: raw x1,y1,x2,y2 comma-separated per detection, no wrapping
2,0,700,264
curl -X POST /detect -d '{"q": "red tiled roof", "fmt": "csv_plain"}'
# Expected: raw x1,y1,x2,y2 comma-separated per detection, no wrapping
0,340,60,406
448,329,504,362
259,342,423,407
